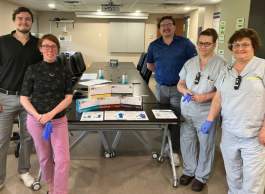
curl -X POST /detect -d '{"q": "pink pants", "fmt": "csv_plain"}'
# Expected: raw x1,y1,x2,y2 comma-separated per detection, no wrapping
27,115,70,194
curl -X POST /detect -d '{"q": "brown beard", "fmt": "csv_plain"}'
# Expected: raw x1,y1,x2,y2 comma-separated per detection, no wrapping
17,28,30,34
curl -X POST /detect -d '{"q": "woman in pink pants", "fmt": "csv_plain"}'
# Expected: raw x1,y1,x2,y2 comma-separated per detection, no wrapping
20,34,73,194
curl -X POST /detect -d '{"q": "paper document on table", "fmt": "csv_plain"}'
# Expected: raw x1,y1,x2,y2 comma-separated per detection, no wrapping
105,111,126,120
80,111,104,121
80,73,97,81
104,111,148,121
79,79,112,87
152,109,177,119
126,111,148,120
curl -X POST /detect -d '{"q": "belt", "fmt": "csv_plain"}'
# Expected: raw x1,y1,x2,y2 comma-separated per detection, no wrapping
0,88,19,95
161,84,177,87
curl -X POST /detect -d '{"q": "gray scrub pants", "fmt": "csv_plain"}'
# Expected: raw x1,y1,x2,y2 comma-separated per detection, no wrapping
156,83,181,153
220,130,265,194
0,93,33,185
180,113,216,183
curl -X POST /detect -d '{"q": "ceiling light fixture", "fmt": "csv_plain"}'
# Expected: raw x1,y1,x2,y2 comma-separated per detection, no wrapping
184,6,191,11
75,11,149,20
48,3,56,9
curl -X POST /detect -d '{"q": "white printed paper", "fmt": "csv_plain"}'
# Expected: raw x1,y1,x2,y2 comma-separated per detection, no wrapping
79,79,112,87
104,111,148,121
80,111,104,121
152,109,177,119
80,73,97,81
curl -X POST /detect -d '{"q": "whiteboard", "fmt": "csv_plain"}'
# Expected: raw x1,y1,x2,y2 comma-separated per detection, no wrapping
109,22,145,53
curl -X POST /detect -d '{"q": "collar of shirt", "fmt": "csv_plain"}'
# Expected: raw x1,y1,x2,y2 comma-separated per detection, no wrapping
158,36,179,46
10,30,34,45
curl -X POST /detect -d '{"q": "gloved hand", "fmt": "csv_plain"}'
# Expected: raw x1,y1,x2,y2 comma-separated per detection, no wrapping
200,120,214,134
182,94,192,103
42,121,53,141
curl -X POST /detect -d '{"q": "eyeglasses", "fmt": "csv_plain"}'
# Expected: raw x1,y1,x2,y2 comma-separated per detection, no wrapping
234,75,242,90
231,43,251,50
194,72,201,85
16,16,32,22
197,42,213,47
41,45,57,50
160,23,174,28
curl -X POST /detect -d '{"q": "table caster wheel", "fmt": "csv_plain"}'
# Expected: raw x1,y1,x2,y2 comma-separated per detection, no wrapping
158,156,164,163
152,152,158,159
104,152,111,158
31,181,41,191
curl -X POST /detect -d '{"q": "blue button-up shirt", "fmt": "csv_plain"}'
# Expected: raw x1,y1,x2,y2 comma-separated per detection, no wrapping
147,36,197,86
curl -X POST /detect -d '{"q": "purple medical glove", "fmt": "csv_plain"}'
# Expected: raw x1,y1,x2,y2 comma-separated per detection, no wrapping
42,121,53,141
200,120,214,134
182,94,192,103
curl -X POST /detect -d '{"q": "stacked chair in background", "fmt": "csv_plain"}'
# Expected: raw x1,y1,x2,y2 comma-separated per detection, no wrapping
57,52,86,86
136,52,152,84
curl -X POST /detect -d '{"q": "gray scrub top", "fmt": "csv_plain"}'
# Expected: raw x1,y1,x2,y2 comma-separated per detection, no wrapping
215,56,265,137
179,54,225,116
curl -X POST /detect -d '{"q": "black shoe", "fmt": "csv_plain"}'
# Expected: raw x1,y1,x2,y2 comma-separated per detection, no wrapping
179,174,194,185
191,179,205,192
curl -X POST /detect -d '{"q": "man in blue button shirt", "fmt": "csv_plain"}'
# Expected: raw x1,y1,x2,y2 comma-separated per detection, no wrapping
147,15,197,165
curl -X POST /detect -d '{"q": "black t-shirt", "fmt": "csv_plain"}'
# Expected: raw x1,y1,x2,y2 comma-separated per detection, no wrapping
0,31,42,91
20,61,73,119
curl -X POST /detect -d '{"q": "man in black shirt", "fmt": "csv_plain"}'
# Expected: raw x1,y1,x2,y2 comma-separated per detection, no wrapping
0,7,42,190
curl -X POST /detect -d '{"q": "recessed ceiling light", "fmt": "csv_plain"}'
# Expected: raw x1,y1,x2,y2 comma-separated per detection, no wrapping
48,3,56,9
211,0,222,3
184,6,191,11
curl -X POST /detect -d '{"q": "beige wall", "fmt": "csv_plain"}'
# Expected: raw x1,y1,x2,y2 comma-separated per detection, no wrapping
37,12,184,67
1,0,222,67
186,4,221,44
0,0,38,35
219,0,251,63
0,0,18,35
203,4,221,29
188,9,199,44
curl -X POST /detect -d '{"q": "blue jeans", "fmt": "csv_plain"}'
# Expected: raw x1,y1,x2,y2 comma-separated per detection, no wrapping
0,93,33,184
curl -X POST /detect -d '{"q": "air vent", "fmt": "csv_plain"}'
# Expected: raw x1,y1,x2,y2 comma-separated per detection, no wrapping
101,0,120,12
162,0,193,4
63,0,80,4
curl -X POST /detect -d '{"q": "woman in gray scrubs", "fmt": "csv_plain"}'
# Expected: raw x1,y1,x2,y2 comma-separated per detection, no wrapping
201,28,265,194
177,28,225,192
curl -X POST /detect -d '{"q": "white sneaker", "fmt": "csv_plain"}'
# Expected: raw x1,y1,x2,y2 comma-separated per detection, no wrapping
19,172,35,187
164,143,181,167
0,183,4,190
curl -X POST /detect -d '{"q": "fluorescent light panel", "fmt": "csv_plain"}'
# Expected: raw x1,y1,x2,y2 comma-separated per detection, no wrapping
75,12,149,19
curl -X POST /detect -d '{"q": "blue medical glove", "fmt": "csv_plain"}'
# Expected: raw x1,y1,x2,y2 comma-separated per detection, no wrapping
182,94,192,103
200,120,214,134
43,121,53,141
